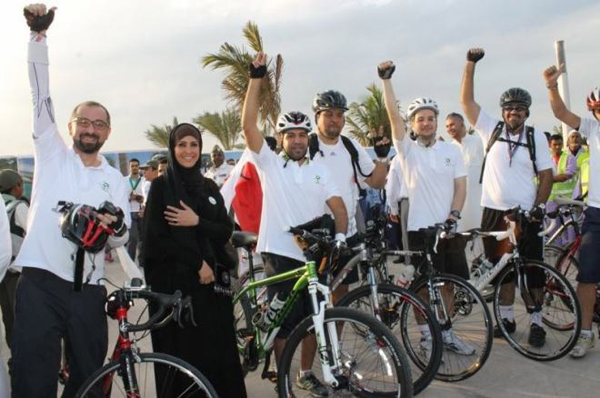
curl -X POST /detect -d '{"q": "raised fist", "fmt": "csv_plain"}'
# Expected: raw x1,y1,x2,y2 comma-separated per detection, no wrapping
543,64,564,86
23,4,56,33
466,48,485,63
248,52,267,79
377,61,395,80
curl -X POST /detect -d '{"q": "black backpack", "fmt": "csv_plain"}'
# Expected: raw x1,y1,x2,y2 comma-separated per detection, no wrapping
308,134,372,196
5,199,26,262
479,121,538,183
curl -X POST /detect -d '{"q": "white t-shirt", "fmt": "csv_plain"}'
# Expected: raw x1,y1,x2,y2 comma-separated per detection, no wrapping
311,136,375,236
204,163,234,188
14,36,130,284
0,200,11,282
385,155,407,215
475,110,553,211
250,142,340,262
397,138,467,231
125,175,145,213
451,134,484,231
578,117,600,208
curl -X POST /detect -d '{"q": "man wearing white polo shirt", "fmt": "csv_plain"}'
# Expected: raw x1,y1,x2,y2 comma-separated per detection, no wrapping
379,61,474,356
544,65,600,358
242,52,348,396
12,5,130,396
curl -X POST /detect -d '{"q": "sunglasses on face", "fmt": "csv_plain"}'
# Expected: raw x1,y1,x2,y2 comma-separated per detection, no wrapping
502,106,527,113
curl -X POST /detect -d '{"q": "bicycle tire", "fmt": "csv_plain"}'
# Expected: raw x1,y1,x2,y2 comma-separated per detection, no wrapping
277,307,413,397
411,273,493,382
75,352,218,397
543,244,566,269
336,283,442,395
493,260,581,361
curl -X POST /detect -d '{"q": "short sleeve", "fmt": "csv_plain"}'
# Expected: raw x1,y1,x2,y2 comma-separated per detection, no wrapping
474,109,500,142
452,145,468,178
248,138,278,170
579,117,600,141
353,139,376,179
322,167,341,201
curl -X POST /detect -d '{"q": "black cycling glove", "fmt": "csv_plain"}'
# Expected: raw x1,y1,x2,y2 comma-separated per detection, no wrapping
443,218,458,235
372,136,391,158
98,201,127,237
377,64,396,80
248,62,267,79
529,204,545,222
23,8,55,33
466,48,485,63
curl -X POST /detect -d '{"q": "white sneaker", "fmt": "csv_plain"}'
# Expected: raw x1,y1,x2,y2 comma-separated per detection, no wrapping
443,330,476,356
570,332,595,358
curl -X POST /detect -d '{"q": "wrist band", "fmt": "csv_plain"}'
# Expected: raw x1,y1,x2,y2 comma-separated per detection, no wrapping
335,233,346,242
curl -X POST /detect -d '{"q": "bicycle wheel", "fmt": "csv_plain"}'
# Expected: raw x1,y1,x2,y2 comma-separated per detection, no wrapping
75,352,217,397
543,244,565,269
277,307,413,397
411,274,493,382
493,260,581,361
336,283,442,395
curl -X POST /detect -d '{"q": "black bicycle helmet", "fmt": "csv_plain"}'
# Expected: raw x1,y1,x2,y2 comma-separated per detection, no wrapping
60,203,109,253
499,87,532,108
312,90,349,113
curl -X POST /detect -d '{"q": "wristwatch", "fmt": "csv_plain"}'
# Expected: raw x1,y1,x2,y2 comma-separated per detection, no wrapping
450,210,462,219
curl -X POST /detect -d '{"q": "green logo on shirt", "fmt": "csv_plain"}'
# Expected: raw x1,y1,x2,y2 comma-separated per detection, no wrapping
101,182,110,191
315,175,321,184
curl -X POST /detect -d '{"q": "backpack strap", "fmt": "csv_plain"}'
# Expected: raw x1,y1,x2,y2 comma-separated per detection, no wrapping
308,133,322,160
479,121,504,183
525,126,538,176
5,199,25,238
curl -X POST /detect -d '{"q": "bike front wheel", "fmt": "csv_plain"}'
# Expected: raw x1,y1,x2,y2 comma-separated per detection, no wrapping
75,352,218,398
277,307,413,397
493,260,581,361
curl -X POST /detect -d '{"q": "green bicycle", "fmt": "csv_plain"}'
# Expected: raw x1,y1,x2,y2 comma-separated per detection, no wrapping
231,228,413,397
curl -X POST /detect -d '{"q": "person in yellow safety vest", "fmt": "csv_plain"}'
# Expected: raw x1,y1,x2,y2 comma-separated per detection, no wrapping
546,134,578,245
573,151,590,202
567,130,587,179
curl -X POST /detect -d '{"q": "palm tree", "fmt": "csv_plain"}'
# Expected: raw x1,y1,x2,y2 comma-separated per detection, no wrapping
201,21,283,134
144,116,179,148
193,108,244,150
346,84,395,146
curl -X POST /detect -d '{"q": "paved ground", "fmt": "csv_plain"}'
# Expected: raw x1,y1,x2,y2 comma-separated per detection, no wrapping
3,258,600,397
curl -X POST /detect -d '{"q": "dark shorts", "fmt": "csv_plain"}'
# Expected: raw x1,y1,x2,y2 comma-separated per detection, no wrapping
408,231,469,279
481,207,544,288
261,252,313,339
333,233,361,285
577,206,600,283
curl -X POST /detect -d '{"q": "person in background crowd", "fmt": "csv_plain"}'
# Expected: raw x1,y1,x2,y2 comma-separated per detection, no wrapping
0,199,11,398
140,159,159,204
446,112,484,232
0,169,29,349
204,145,233,187
143,123,247,397
125,158,144,263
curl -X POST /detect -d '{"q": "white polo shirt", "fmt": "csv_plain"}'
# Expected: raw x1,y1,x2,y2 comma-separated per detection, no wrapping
475,110,553,211
204,163,234,188
578,117,600,209
396,137,467,231
385,155,407,216
250,142,340,262
14,36,130,284
451,134,484,231
311,136,375,236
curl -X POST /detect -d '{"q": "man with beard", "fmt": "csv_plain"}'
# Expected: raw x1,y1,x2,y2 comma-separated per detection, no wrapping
204,145,233,187
242,52,348,396
461,48,553,347
11,5,130,396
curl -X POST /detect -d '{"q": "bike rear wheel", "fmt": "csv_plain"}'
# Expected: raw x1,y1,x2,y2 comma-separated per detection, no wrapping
277,307,413,397
336,283,442,395
75,352,218,397
493,260,581,361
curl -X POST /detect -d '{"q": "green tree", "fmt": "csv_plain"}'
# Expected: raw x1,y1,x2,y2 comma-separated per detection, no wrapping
201,21,283,134
193,108,243,150
144,116,179,148
346,84,396,146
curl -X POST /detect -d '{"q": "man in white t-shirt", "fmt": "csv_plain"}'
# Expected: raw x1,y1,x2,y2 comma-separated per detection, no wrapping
461,48,554,347
125,158,144,262
242,52,348,396
12,5,130,396
379,61,475,357
446,113,484,231
204,145,233,188
0,199,10,398
544,65,600,358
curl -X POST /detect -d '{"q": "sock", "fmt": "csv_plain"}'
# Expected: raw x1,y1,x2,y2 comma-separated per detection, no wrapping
299,369,313,378
499,305,514,321
530,311,542,326
581,329,593,337
418,324,431,339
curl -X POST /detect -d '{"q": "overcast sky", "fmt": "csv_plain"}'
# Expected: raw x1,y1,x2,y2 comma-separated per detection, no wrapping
1,0,598,157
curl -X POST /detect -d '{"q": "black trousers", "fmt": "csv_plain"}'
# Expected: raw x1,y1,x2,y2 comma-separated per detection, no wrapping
11,267,108,398
0,271,19,348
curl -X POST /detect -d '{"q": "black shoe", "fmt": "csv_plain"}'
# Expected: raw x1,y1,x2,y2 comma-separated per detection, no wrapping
528,324,546,347
493,318,516,338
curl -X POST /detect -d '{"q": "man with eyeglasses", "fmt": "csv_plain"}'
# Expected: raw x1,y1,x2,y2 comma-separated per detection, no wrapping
11,5,130,396
461,48,553,347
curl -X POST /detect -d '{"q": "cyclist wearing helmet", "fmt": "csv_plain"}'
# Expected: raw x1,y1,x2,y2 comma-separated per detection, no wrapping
242,52,348,393
379,61,475,357
461,48,553,347
543,65,600,358
11,5,130,396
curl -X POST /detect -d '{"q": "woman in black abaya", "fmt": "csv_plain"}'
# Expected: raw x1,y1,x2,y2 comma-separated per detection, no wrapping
143,123,246,398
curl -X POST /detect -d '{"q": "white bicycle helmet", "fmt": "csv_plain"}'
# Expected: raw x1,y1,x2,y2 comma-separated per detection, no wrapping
586,87,600,111
407,97,439,120
276,111,312,134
